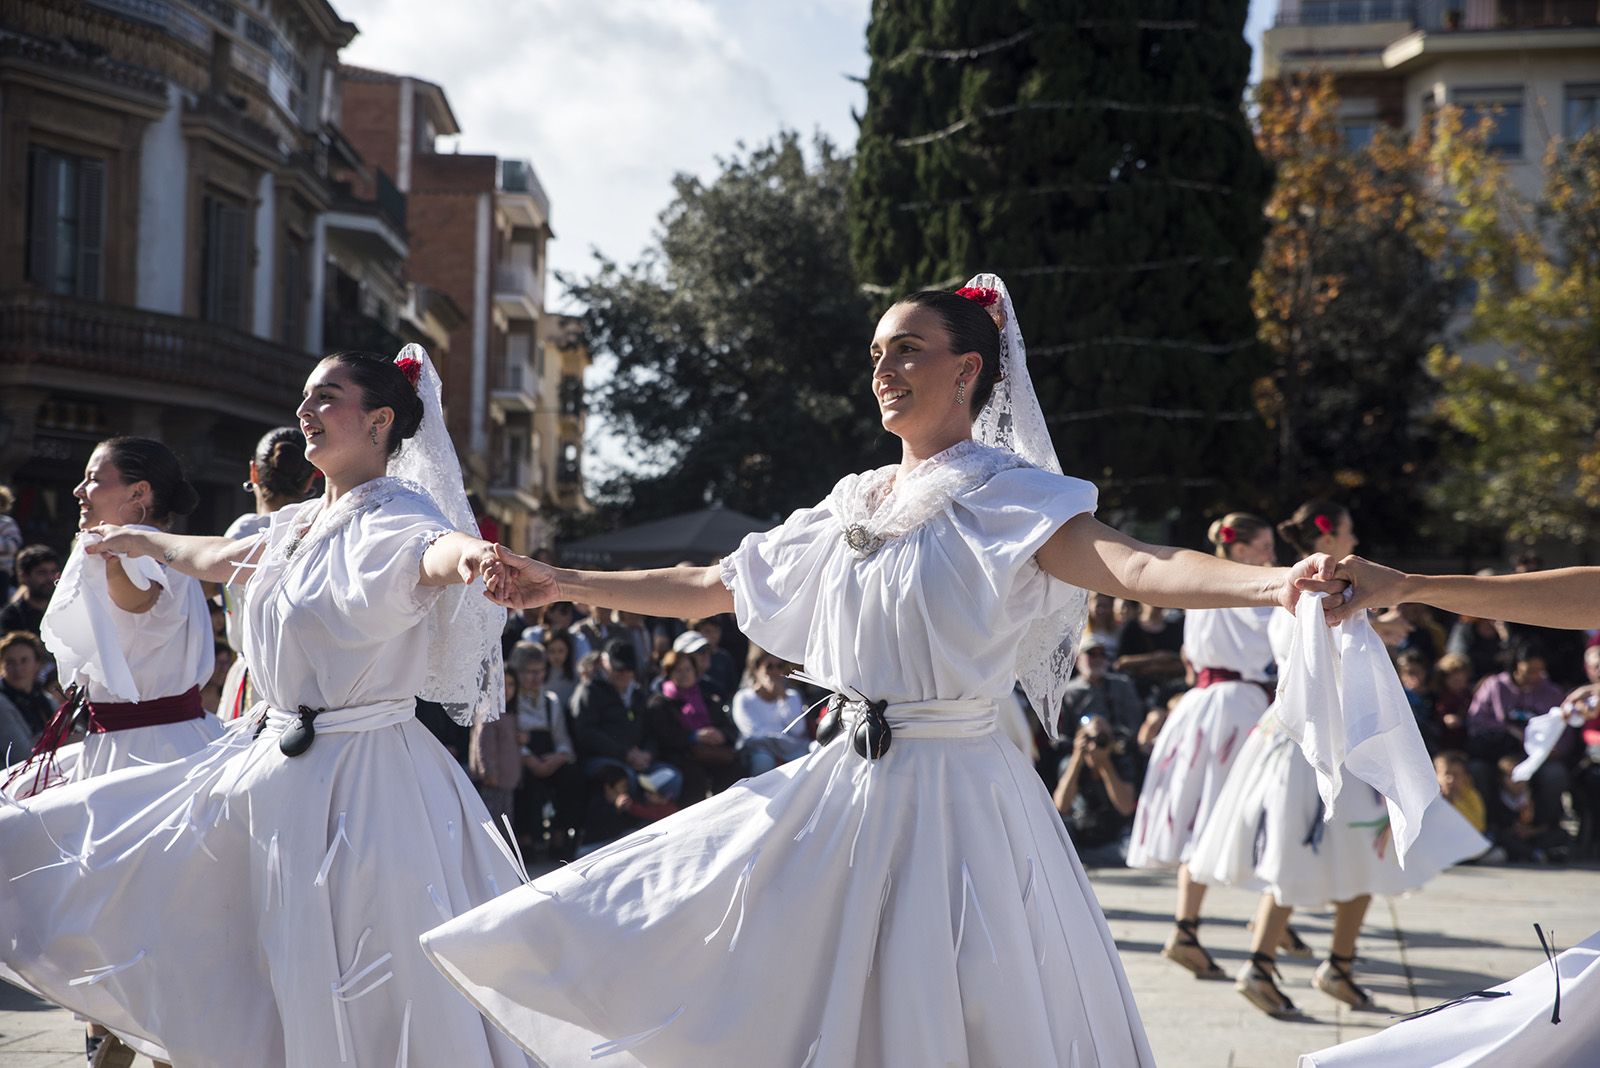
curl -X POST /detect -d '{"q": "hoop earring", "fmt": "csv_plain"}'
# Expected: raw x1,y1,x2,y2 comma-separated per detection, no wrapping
241,480,255,493
134,501,149,526
955,381,967,405
369,425,379,446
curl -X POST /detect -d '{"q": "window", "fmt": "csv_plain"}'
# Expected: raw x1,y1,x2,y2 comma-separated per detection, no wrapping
200,194,248,328
1567,84,1600,138
26,145,104,299
1340,120,1376,150
1454,87,1524,157
280,234,305,348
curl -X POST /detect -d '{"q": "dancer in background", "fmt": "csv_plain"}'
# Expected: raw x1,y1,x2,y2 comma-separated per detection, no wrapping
219,426,317,719
1126,513,1278,980
1190,501,1486,1016
0,348,532,1068
421,276,1342,1067
1298,555,1600,1066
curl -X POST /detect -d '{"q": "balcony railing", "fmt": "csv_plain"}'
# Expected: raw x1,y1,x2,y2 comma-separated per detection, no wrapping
498,159,552,219
1276,1,1415,26
0,292,316,412
494,263,544,311
330,169,408,237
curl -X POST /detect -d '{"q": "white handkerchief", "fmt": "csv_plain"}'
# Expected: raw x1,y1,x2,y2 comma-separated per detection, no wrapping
1275,593,1440,866
1512,707,1571,783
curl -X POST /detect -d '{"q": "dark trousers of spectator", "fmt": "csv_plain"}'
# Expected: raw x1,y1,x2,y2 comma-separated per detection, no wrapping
514,763,587,858
1469,757,1570,831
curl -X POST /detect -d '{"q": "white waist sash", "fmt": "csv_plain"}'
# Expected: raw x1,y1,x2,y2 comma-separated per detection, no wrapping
258,698,415,737
839,697,999,740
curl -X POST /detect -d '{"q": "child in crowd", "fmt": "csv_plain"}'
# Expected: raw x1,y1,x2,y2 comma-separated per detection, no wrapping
578,764,678,856
1432,653,1474,753
1435,751,1486,833
1397,650,1437,751
1488,754,1570,863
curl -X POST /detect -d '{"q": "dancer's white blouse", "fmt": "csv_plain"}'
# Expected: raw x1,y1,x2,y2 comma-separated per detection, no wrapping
43,527,213,703
1180,605,1276,680
725,465,1096,703
243,488,449,713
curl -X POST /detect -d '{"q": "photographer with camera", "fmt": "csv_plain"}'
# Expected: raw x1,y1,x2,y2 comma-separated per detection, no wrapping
1052,712,1139,866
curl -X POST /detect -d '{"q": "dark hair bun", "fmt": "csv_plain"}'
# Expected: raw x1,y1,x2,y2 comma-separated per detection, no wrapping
254,426,316,501
169,479,200,517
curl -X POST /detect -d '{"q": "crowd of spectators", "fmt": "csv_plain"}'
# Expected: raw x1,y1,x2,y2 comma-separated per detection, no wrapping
4,473,1599,874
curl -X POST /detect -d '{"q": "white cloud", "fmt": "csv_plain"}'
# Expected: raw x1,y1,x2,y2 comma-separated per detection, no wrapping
338,0,869,306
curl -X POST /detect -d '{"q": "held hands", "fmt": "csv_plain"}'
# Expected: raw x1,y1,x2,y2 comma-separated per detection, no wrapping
1280,553,1346,613
457,538,501,586
481,544,561,609
1310,556,1410,627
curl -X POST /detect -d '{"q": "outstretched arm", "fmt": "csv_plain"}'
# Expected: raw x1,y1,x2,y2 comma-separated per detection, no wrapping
1324,557,1600,630
420,532,501,587
483,545,734,619
1036,514,1342,612
85,526,262,585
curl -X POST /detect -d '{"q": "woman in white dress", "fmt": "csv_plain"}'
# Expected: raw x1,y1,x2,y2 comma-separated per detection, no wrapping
1125,513,1279,980
1292,556,1600,1067
217,426,318,719
0,348,533,1068
421,276,1342,1067
6,437,222,800
1189,503,1486,1015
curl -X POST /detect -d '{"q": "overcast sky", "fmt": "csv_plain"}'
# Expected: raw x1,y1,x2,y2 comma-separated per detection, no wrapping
339,0,1278,309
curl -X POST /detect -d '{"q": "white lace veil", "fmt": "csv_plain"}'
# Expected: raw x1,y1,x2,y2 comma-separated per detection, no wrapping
389,344,506,727
965,273,1089,743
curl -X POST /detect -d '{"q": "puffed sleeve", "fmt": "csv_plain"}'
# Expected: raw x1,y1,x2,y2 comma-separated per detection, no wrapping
949,467,1098,617
719,493,839,665
339,493,454,622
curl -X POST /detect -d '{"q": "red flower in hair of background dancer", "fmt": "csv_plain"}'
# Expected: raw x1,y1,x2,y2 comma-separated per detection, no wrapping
1313,514,1334,537
1219,525,1238,544
394,355,423,388
954,286,1001,308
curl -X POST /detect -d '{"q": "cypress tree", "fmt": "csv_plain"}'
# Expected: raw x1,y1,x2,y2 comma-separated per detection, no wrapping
851,0,1272,527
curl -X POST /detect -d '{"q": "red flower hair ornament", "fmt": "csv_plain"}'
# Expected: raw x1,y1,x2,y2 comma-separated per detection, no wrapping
954,285,1008,329
1313,514,1334,537
1219,525,1238,544
394,355,423,390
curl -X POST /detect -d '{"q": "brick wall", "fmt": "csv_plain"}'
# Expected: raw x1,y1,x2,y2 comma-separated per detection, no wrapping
339,78,402,185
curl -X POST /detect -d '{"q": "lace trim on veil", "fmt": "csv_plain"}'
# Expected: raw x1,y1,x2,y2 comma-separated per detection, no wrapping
967,273,1089,744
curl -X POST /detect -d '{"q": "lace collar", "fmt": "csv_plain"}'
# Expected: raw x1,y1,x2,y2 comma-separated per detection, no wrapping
829,439,1026,556
268,477,430,566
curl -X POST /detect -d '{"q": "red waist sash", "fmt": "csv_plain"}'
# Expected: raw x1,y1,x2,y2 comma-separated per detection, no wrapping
1196,668,1274,701
86,685,205,733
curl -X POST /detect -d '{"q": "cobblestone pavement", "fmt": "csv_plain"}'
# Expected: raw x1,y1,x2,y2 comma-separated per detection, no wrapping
2,861,1596,1066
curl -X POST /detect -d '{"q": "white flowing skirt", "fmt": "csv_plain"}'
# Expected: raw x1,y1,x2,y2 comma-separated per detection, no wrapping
5,712,225,797
1187,713,1487,907
0,706,533,1068
1301,929,1599,1066
1126,680,1269,870
421,718,1156,1068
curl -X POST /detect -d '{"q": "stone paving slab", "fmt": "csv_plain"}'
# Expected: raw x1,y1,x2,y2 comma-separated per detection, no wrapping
2,861,1596,1066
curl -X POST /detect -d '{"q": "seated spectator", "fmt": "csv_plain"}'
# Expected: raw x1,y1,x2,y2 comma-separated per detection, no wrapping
578,764,678,856
1396,650,1438,753
1447,614,1509,682
0,630,52,759
541,601,591,660
1486,754,1570,864
1434,751,1485,834
509,642,586,859
1467,640,1573,831
570,642,683,803
1051,714,1138,866
1114,602,1185,692
1432,653,1474,753
0,545,60,637
1060,635,1142,740
646,649,741,801
472,667,526,842
687,617,739,699
731,646,809,776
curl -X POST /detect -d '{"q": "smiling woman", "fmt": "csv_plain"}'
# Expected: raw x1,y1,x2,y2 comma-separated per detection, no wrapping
419,275,1343,1068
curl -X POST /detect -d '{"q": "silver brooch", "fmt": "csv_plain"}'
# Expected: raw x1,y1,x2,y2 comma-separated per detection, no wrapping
843,523,884,556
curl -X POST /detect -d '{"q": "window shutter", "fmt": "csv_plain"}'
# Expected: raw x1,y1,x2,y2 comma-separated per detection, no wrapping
217,202,246,328
76,158,105,300
26,146,55,289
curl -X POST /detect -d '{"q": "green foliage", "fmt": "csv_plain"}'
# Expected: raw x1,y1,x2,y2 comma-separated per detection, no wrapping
565,133,886,523
1251,75,1467,550
850,0,1272,525
1431,129,1600,545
